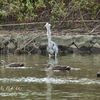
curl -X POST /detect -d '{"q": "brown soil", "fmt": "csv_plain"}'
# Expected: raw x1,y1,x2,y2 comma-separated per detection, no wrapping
0,21,100,36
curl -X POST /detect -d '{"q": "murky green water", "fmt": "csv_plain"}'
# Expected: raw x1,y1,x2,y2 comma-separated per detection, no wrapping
0,53,100,100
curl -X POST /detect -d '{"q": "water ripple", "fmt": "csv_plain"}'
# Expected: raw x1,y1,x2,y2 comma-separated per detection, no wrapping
0,77,100,85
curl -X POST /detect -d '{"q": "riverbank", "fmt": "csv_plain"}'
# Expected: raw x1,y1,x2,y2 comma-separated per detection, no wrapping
0,30,100,54
0,21,100,54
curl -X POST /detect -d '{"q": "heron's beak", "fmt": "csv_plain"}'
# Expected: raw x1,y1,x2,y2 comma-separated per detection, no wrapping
44,25,46,28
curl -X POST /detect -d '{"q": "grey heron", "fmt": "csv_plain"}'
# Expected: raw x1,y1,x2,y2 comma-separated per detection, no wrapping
44,22,58,57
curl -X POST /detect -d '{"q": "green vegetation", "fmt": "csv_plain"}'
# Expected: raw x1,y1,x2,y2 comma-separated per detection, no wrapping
0,0,100,23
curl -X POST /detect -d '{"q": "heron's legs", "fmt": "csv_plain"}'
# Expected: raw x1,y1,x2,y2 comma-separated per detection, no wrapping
49,54,51,58
49,54,57,58
55,54,57,59
55,54,57,57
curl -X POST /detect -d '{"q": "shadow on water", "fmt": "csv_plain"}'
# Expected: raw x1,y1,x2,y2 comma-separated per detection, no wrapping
0,53,100,100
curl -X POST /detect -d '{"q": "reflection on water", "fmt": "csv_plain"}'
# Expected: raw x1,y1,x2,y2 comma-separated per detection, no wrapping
0,54,100,100
47,57,58,65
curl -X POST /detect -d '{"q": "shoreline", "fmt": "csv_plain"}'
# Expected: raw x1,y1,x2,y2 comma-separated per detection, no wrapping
0,32,100,54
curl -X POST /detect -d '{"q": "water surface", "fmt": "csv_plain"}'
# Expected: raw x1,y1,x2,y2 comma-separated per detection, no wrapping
0,53,100,100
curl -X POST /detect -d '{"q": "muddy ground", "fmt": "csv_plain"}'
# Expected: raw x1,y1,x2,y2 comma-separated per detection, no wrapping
0,21,100,35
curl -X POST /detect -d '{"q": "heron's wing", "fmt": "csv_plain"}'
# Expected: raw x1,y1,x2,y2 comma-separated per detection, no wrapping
51,41,58,54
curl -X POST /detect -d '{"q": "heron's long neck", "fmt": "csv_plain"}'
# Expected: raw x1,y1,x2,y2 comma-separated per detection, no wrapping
47,27,51,46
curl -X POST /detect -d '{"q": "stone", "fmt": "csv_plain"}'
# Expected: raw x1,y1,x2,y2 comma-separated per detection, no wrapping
0,34,100,54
